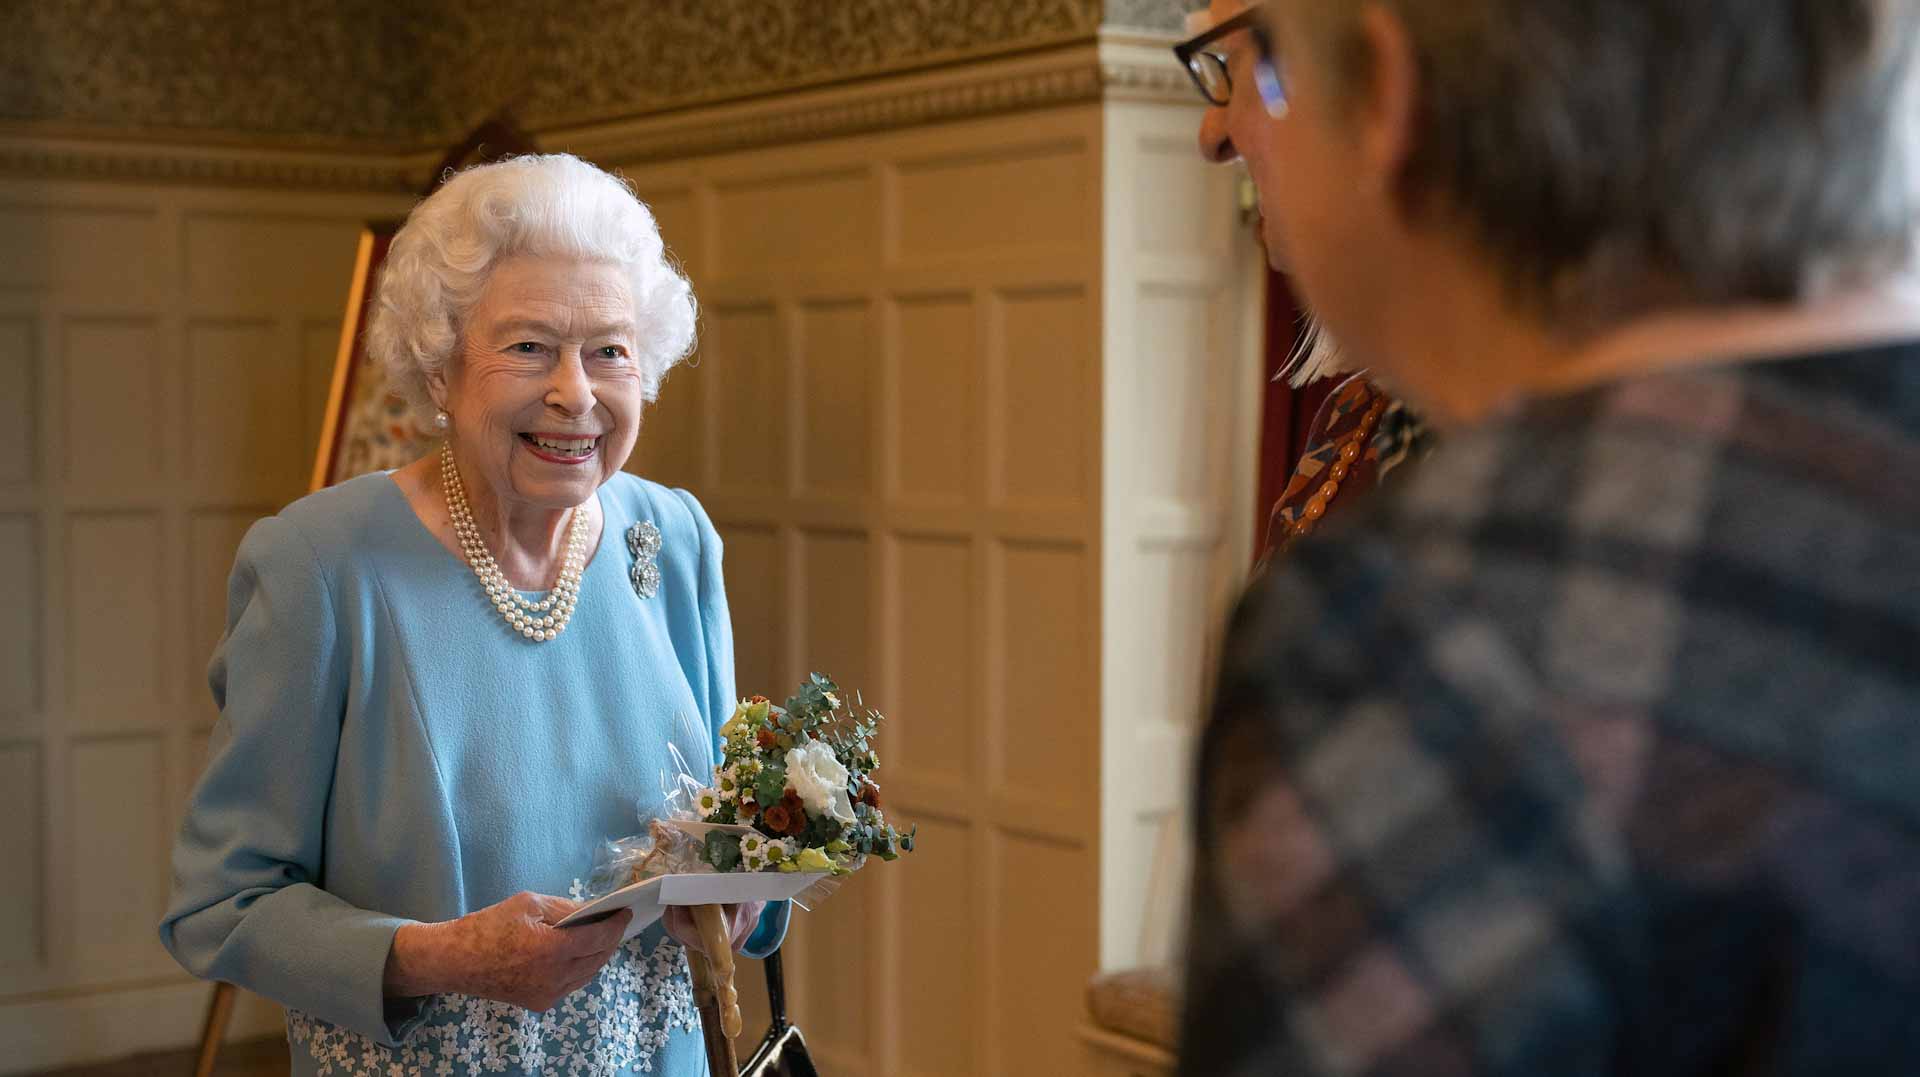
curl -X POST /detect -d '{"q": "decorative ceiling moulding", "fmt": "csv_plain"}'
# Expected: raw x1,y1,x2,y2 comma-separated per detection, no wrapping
0,0,1190,145
545,37,1195,167
0,33,1193,188
0,130,426,193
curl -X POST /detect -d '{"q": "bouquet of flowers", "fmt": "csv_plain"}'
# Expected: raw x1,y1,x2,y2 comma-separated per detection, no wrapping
581,673,915,903
691,673,916,877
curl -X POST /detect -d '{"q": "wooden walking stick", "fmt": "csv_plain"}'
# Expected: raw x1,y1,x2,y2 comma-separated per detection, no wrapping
687,904,742,1077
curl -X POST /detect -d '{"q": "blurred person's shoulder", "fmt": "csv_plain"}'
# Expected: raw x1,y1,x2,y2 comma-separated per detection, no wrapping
1240,336,1920,727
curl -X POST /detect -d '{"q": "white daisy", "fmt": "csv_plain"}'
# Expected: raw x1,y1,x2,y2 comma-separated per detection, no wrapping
694,787,723,816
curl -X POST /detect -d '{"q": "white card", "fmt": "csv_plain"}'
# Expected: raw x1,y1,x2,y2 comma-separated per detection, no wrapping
554,871,831,940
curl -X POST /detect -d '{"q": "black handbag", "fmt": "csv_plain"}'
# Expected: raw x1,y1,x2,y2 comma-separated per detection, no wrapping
740,950,819,1077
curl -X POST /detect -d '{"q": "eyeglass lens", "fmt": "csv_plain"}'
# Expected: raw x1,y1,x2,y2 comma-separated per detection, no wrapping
1188,53,1230,105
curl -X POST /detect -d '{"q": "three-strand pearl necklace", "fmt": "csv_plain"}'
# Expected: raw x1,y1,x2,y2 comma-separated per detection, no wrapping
440,442,588,642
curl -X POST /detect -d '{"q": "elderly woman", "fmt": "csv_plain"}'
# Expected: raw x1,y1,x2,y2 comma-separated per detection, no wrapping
1180,0,1920,1074
160,154,781,1076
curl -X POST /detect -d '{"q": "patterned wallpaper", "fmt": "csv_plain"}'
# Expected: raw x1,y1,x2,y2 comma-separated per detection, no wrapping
0,0,1189,146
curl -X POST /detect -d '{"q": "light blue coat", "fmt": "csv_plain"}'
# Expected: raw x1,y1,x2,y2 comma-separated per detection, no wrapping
160,471,785,1077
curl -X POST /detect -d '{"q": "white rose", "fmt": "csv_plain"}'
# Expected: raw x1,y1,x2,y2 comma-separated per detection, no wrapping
784,741,856,825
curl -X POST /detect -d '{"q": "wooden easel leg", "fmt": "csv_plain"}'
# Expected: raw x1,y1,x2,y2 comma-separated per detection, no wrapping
194,982,237,1077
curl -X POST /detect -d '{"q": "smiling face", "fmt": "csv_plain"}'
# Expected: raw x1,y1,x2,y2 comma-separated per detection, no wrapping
429,254,643,512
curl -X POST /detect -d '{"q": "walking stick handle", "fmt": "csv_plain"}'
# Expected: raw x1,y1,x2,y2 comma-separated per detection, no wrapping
693,904,742,1038
686,903,742,1076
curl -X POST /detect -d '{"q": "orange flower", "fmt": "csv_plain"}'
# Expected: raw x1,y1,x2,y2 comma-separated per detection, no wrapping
749,694,770,704
774,790,809,836
762,802,793,834
756,728,778,750
858,780,881,809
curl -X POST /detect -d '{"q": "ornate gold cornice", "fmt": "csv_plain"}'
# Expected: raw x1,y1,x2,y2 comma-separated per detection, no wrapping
0,131,426,193
0,37,1190,191
545,38,1192,166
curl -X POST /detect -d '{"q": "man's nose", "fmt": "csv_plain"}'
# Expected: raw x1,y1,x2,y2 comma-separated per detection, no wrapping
1197,104,1237,164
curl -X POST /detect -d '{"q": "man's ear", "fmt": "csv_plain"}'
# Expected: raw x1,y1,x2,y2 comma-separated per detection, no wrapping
1354,2,1420,194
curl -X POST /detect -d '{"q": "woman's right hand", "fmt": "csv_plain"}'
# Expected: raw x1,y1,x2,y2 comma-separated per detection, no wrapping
386,892,633,1012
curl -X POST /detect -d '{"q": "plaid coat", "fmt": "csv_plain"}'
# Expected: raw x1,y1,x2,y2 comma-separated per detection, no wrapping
1180,340,1920,1076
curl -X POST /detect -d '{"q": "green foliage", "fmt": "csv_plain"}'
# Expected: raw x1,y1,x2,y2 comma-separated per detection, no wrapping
706,672,918,875
754,764,787,807
704,831,743,872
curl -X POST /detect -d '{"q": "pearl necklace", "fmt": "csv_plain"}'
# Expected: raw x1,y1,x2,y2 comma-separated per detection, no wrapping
440,442,589,642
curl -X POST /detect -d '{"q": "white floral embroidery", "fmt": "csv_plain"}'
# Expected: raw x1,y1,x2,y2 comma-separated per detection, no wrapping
288,934,700,1076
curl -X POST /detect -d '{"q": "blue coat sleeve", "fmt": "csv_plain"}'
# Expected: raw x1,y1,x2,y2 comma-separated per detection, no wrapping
672,487,789,958
158,514,426,1047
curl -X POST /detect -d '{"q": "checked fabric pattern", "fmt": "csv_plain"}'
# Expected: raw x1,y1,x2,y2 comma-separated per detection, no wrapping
1181,340,1920,1077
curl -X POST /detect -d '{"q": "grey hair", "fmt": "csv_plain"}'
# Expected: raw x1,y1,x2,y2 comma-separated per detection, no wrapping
1302,0,1920,323
1280,318,1348,388
366,153,697,413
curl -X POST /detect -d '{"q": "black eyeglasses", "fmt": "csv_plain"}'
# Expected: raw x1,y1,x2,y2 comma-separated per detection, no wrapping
1171,5,1289,117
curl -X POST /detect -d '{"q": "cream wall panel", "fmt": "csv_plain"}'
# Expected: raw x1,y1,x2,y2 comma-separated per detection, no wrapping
714,523,783,695
188,727,213,775
799,301,876,496
1098,100,1263,971
895,814,978,1076
891,536,975,787
0,175,411,1070
891,295,976,502
0,207,160,304
800,531,875,689
301,320,342,466
631,187,699,265
992,831,1098,1076
630,359,707,490
65,513,165,714
183,214,364,316
0,517,37,718
800,869,879,1072
1132,288,1223,502
1129,548,1215,724
186,510,263,705
1133,135,1232,259
706,305,787,493
712,170,878,276
0,743,41,969
0,319,35,487
895,146,1089,261
62,320,163,496
68,735,169,976
188,322,307,502
603,102,1106,1076
999,288,1091,507
996,542,1092,802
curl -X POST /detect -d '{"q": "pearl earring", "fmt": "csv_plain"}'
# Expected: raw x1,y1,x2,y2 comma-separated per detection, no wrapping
434,410,450,429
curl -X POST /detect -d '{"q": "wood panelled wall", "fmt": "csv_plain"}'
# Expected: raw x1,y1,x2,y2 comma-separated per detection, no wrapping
604,104,1108,1077
0,179,412,1070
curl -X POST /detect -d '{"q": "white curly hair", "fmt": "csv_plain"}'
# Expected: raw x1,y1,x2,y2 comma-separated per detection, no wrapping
365,153,697,414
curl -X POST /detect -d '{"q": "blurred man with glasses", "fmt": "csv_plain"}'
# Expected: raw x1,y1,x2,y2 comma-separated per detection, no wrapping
1180,3,1426,563
1174,1,1920,1074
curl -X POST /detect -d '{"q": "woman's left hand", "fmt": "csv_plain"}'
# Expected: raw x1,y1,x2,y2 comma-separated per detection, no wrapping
662,900,765,955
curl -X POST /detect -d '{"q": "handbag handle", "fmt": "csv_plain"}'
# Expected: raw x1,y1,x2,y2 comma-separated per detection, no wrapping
763,948,791,1032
